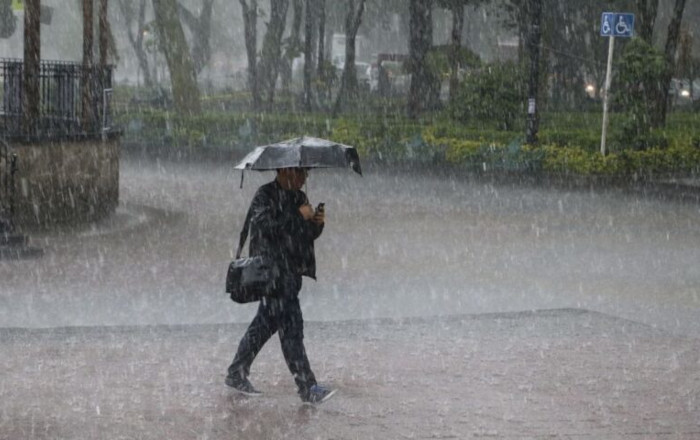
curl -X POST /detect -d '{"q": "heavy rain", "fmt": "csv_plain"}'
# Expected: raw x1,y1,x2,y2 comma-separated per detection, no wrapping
1,0,699,439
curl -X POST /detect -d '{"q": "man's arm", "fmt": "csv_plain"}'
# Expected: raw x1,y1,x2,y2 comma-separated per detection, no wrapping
250,187,319,240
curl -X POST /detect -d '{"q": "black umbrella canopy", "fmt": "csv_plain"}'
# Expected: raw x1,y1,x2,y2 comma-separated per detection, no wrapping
234,136,362,175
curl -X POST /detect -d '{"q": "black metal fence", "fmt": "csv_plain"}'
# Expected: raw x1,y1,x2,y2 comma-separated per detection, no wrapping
0,58,113,140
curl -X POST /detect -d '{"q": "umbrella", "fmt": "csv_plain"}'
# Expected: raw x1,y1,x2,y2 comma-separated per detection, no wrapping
234,136,362,176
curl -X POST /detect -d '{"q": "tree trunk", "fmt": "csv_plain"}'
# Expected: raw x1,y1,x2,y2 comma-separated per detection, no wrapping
177,0,215,74
448,4,464,105
517,2,527,64
239,0,260,109
23,0,40,135
333,0,366,116
96,0,110,131
525,0,542,144
407,0,432,119
677,30,693,100
317,0,325,78
152,0,201,115
317,0,330,102
82,0,95,132
259,0,289,110
98,0,109,68
303,0,316,111
0,0,17,38
281,0,303,94
655,0,687,126
636,0,659,44
117,0,153,87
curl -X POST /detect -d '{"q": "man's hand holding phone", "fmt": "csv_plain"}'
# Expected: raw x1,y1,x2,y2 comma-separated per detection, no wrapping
312,202,325,225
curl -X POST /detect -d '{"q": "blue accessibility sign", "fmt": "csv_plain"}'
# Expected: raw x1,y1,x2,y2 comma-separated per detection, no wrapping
601,12,635,37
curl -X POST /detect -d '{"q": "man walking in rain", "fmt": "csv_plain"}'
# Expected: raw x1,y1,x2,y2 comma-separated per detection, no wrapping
226,167,336,404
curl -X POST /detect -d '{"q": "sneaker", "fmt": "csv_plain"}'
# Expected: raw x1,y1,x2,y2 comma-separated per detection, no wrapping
225,376,262,397
301,384,337,404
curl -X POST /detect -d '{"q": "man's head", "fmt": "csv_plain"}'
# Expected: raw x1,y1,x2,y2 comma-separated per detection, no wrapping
276,167,309,190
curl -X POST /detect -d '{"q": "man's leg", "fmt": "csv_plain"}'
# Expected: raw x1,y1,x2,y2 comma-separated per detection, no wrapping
227,300,277,382
277,277,317,394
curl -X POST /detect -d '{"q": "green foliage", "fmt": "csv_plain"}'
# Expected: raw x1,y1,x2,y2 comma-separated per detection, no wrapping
538,129,601,152
536,143,700,177
427,45,482,79
614,38,670,146
448,62,525,130
115,100,700,179
424,133,543,172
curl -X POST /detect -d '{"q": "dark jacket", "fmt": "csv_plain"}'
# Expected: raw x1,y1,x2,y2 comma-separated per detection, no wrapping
247,180,323,279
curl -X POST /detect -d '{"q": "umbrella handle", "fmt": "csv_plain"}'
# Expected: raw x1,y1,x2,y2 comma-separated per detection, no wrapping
239,171,245,189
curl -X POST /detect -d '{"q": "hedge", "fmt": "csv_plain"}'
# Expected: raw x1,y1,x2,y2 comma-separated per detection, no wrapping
117,109,700,178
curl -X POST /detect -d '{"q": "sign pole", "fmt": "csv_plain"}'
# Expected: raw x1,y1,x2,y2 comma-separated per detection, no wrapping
599,11,633,156
600,35,615,156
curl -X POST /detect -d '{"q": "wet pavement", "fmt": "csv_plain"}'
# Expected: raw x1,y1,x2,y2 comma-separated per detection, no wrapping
1,310,699,439
1,157,700,438
2,158,700,334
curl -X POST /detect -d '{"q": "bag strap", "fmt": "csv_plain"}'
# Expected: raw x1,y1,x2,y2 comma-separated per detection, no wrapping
236,206,253,259
236,184,279,259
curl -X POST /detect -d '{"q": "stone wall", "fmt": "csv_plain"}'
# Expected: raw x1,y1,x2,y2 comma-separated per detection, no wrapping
9,138,119,228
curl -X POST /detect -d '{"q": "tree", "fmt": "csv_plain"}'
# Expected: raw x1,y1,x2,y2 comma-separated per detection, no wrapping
450,61,524,130
502,0,527,62
303,0,316,111
525,0,542,144
615,0,688,134
316,0,325,78
98,0,114,68
316,0,336,107
541,0,604,110
0,0,17,38
677,29,695,100
258,0,289,109
152,0,201,115
280,0,303,94
23,0,40,134
117,0,153,87
447,2,464,104
177,0,215,74
332,0,367,116
435,0,482,104
615,38,666,148
500,0,626,112
407,0,433,119
82,0,95,130
636,0,659,44
657,0,687,125
239,0,260,109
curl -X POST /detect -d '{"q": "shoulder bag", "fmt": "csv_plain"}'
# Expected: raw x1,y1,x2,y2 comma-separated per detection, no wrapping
225,210,277,303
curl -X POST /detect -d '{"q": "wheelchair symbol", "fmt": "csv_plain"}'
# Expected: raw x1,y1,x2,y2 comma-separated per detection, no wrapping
601,12,634,37
615,16,629,35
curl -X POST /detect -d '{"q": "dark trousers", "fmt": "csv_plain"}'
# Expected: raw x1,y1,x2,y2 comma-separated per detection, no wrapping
228,274,317,392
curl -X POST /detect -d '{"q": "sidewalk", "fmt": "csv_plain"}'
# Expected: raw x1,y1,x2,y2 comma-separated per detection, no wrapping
1,309,698,440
